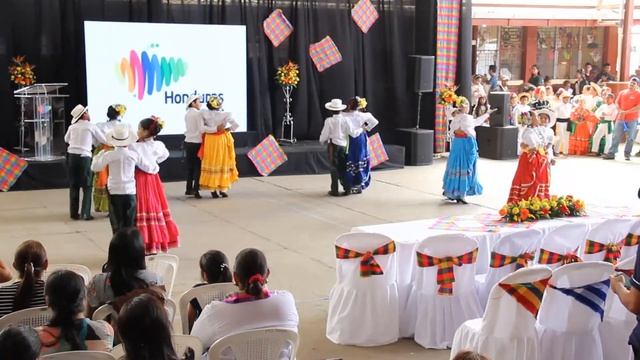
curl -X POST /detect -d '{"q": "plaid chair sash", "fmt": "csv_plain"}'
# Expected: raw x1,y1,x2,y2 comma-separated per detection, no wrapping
498,276,551,317
335,241,396,277
624,233,640,247
490,251,535,270
549,279,610,321
584,240,623,264
416,247,478,296
538,247,582,265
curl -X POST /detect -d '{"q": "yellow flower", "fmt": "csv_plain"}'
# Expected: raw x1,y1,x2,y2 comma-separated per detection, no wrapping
550,201,557,207
512,207,520,215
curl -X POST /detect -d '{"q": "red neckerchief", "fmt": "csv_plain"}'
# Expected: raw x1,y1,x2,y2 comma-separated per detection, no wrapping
223,289,271,304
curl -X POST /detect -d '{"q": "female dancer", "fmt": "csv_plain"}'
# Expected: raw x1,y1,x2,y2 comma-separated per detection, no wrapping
569,97,598,155
342,97,379,194
93,104,126,213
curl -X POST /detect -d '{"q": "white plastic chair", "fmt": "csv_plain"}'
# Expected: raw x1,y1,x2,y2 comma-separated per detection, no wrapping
111,334,202,360
207,327,298,360
536,223,589,270
178,282,237,334
110,345,125,360
146,254,179,298
326,232,399,346
452,266,552,360
621,219,640,261
582,219,633,264
0,306,52,330
476,229,542,309
165,297,177,323
537,261,614,360
45,264,92,284
407,234,481,349
600,255,636,360
41,351,116,359
93,298,175,324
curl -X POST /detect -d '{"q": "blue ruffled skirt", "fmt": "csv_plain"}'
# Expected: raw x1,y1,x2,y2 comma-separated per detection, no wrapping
344,133,371,190
442,136,483,199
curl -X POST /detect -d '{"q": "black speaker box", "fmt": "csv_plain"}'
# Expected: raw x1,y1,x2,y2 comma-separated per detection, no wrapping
488,91,511,127
394,128,434,165
408,55,435,93
476,126,518,160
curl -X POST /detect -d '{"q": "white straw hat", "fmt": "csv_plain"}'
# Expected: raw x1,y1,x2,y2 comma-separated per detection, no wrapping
325,98,347,111
535,108,556,128
105,124,137,147
71,104,88,123
186,95,200,110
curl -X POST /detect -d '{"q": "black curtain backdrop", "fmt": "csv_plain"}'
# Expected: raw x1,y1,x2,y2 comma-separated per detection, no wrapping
0,0,431,149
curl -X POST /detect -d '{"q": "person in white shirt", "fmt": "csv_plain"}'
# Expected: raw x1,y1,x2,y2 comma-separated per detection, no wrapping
553,92,573,156
319,99,351,196
512,93,532,155
591,93,618,155
129,117,179,254
443,97,494,204
471,75,487,109
341,97,379,194
91,124,151,234
190,248,299,359
199,96,240,198
184,95,204,199
64,104,106,221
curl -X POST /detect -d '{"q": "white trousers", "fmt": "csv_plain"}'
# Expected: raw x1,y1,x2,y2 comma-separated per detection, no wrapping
591,122,613,154
555,121,570,155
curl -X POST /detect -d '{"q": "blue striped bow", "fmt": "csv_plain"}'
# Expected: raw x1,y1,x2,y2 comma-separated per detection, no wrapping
549,279,610,321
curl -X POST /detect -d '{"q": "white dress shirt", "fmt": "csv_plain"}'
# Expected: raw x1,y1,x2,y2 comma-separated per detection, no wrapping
90,147,149,194
522,126,554,160
129,138,170,175
64,120,107,157
554,102,573,119
449,113,490,138
95,120,121,141
184,108,205,143
342,111,380,137
595,103,619,121
319,114,351,146
202,110,240,133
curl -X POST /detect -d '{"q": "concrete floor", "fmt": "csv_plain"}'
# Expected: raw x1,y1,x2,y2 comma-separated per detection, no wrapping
1,152,639,360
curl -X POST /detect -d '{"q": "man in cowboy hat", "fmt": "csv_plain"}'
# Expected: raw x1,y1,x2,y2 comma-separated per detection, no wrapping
91,124,151,233
319,98,351,196
64,104,106,220
184,94,204,198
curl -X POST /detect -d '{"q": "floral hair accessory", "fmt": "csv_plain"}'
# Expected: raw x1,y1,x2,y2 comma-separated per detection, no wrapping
208,96,223,110
150,115,165,130
114,104,127,117
357,97,368,110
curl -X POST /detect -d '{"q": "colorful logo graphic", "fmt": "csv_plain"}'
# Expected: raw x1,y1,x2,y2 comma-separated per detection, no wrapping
119,47,186,100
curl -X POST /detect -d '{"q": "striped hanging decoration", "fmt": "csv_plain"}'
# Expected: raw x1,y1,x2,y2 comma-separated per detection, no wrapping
434,0,461,153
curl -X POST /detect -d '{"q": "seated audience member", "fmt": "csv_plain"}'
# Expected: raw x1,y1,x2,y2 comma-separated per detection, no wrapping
187,250,233,332
0,325,41,360
87,227,164,315
0,240,48,317
191,248,299,358
611,247,640,358
0,260,12,283
37,270,114,355
118,294,186,360
452,350,490,360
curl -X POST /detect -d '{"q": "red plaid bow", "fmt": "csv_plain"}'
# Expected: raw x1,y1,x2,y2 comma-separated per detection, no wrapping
538,248,582,265
335,241,396,277
498,276,550,317
416,248,478,295
625,233,640,247
490,251,535,270
584,240,623,264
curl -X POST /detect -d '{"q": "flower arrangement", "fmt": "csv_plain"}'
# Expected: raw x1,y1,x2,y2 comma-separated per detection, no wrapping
275,61,300,87
9,56,36,87
499,195,586,223
438,84,460,106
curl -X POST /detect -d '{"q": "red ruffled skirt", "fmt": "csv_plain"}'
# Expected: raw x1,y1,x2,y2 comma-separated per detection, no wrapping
507,150,550,203
135,170,179,253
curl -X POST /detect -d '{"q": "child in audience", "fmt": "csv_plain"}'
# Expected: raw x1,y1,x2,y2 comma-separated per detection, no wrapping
471,95,490,118
0,325,41,360
591,93,618,156
37,270,114,355
187,250,233,332
130,116,180,254
93,104,127,213
512,93,532,155
569,97,598,155
554,92,573,156
0,240,48,317
65,104,106,221
319,99,351,196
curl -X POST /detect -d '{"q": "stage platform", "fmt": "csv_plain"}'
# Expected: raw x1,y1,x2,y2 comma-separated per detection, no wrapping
11,132,405,191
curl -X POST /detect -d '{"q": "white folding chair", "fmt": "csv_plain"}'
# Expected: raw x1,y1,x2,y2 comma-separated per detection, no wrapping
537,261,614,360
600,255,636,360
452,266,552,360
207,327,298,360
476,229,542,309
582,219,633,264
178,282,237,334
110,345,125,360
165,297,177,323
0,306,52,330
41,351,116,359
536,223,589,270
621,219,640,261
407,234,481,349
326,232,399,346
45,264,92,284
146,254,179,298
92,304,118,322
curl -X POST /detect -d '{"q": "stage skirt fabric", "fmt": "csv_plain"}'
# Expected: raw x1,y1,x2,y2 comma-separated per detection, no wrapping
92,145,110,212
344,133,371,190
199,131,239,191
135,169,179,254
507,149,550,203
442,136,483,199
569,120,595,155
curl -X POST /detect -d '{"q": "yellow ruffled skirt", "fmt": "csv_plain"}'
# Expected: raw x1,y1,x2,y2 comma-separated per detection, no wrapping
199,131,239,191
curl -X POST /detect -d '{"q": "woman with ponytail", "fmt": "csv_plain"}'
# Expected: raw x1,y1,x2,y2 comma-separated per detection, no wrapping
129,116,180,254
191,248,298,358
186,250,232,332
37,270,113,355
0,241,48,317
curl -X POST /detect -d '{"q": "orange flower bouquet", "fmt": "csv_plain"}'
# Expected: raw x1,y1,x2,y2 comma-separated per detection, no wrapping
275,61,300,87
9,56,36,87
499,195,586,223
438,84,460,106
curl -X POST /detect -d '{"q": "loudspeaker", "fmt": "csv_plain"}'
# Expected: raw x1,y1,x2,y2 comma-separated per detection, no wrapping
488,91,512,127
394,128,434,165
409,55,434,93
476,126,519,160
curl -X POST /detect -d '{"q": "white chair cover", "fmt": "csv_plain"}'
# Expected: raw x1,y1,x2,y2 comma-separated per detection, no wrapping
537,261,614,360
178,282,238,334
326,232,399,346
146,253,179,298
601,255,636,360
621,219,640,261
208,327,298,360
476,229,542,309
45,264,93,285
407,234,481,349
536,223,589,270
452,266,553,360
582,219,633,263
0,306,52,330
